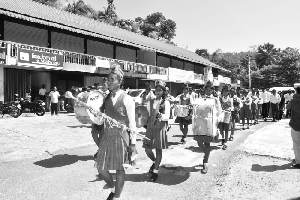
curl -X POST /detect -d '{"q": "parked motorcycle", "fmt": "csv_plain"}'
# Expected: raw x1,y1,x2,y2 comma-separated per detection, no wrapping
0,101,21,118
14,94,46,116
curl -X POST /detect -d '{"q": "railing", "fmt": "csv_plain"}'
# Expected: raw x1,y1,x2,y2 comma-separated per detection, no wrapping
0,40,168,75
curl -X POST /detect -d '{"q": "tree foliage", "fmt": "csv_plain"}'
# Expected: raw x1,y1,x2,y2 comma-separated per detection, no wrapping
32,0,60,7
64,0,95,17
195,44,300,88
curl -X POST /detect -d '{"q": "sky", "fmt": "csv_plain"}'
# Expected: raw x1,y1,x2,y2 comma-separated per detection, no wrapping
82,0,300,53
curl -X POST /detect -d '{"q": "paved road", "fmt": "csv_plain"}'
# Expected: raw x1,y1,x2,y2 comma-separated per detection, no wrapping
0,114,298,200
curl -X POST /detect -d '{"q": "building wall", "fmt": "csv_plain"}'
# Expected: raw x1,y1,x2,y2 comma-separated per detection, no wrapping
87,39,114,58
51,31,84,53
137,49,156,65
115,46,136,62
0,65,4,102
4,21,48,47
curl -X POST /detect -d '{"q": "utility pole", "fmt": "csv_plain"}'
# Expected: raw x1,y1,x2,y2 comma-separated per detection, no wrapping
248,55,251,89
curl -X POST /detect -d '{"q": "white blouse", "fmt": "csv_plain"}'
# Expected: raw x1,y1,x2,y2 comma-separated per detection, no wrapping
153,99,170,121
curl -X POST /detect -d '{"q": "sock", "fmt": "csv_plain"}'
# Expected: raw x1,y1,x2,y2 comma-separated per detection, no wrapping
153,169,159,174
111,187,115,193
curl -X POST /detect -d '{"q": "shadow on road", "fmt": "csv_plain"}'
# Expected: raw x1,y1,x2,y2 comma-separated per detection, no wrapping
287,197,300,200
251,163,295,172
89,166,199,186
67,125,92,128
185,145,221,153
34,154,93,168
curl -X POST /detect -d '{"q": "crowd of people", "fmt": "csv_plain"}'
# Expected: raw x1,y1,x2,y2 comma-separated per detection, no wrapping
31,65,299,200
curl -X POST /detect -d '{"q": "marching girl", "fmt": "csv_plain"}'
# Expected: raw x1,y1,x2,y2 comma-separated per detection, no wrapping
219,86,233,150
240,90,252,130
143,80,170,182
95,64,137,200
229,90,241,141
175,85,192,144
193,81,222,174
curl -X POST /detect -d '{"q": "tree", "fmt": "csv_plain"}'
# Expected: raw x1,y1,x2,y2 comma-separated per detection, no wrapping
64,0,95,17
255,43,280,69
277,47,300,86
138,12,177,41
158,19,176,41
32,0,60,7
195,49,210,59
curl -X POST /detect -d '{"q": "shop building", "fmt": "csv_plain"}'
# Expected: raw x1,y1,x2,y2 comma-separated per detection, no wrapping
0,0,229,102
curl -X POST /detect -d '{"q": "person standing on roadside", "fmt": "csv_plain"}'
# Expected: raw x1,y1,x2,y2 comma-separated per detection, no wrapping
288,83,300,169
49,86,60,115
39,84,47,102
260,88,270,121
285,90,293,118
269,89,281,122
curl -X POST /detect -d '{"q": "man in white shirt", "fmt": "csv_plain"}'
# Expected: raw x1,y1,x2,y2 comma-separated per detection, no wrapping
39,84,47,102
260,89,270,121
49,86,60,115
269,89,281,122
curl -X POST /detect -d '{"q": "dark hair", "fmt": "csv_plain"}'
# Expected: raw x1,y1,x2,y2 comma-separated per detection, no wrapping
155,85,167,100
296,87,300,94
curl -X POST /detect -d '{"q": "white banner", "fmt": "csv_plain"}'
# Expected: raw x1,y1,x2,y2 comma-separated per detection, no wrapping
95,58,110,69
168,68,194,83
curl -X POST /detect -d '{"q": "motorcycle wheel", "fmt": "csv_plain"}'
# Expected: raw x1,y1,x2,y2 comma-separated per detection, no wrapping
10,107,21,118
35,107,45,116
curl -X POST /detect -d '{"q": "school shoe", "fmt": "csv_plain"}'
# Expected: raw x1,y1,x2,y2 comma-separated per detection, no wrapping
222,144,227,150
93,151,98,159
201,163,208,174
292,164,300,169
150,172,158,182
180,137,186,144
106,192,114,200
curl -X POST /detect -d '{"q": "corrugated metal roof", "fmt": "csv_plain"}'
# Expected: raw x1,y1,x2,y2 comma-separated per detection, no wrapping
0,0,227,71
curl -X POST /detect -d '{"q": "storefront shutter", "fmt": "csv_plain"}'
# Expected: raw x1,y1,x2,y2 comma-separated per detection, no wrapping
87,39,113,58
4,68,31,102
4,21,48,47
51,31,84,53
115,46,136,62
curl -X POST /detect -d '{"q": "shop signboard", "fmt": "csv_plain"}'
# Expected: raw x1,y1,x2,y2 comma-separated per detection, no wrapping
18,46,63,69
124,71,147,78
0,46,6,64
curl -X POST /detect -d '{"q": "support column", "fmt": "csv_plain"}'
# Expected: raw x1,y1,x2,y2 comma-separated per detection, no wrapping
0,65,4,102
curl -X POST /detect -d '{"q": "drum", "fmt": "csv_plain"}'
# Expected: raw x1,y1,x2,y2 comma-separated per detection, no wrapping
192,98,218,137
135,105,149,128
174,105,190,117
223,110,231,123
74,91,105,125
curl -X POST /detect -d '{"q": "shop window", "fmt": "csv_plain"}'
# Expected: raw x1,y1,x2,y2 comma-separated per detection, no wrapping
171,59,184,69
115,46,136,62
51,31,84,53
195,64,204,74
4,21,48,47
87,39,113,58
157,55,170,68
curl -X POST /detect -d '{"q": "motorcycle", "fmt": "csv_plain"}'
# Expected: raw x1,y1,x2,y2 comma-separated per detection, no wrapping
14,95,46,116
0,101,21,118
